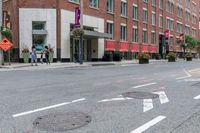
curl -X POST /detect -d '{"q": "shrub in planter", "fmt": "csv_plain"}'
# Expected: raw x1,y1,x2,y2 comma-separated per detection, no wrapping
185,52,192,61
138,53,150,64
48,44,54,63
21,46,30,63
113,51,122,61
72,28,84,37
167,52,176,62
102,52,113,61
155,53,161,60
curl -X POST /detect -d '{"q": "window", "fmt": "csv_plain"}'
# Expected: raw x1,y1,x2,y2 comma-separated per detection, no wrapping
192,2,197,13
143,0,148,3
90,0,99,8
185,26,190,35
185,11,190,22
167,0,174,13
167,18,173,30
142,30,147,43
176,23,182,33
32,21,46,30
152,0,156,6
107,22,114,39
121,1,127,16
152,12,156,25
192,15,197,24
69,0,80,3
177,6,183,18
143,9,148,23
186,0,190,9
132,28,138,42
169,36,174,45
159,0,163,9
107,0,113,12
132,5,138,20
151,32,156,44
192,29,196,37
159,15,163,28
120,25,127,41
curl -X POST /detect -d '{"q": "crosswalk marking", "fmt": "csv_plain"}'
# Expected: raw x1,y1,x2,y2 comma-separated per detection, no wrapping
153,91,169,104
193,95,200,100
143,99,153,112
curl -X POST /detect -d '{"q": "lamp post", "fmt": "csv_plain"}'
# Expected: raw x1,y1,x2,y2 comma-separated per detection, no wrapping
79,0,83,64
0,0,3,65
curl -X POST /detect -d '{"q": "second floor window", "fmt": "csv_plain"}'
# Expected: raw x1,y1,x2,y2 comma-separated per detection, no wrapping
120,25,127,41
143,9,148,23
132,5,138,20
152,13,156,25
107,22,114,39
121,1,127,17
107,0,113,12
90,0,99,8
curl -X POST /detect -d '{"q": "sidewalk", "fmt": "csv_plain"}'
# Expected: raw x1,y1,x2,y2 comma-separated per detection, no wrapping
0,59,196,69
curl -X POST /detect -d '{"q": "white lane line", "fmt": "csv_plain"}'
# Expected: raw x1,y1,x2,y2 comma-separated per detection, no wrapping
132,82,157,89
176,69,192,80
194,95,200,100
98,97,133,103
130,115,166,133
143,99,153,112
153,91,169,104
12,98,86,118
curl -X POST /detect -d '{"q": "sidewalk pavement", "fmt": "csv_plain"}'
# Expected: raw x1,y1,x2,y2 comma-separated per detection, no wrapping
0,59,196,70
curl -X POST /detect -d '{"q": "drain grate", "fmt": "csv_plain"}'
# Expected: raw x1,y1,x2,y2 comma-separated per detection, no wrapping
33,112,91,132
122,91,159,99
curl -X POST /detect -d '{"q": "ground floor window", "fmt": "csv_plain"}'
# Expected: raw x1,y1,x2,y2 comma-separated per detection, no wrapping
32,35,46,52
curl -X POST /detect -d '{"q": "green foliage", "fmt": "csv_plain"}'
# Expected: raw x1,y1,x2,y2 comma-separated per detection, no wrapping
138,53,150,60
167,52,176,60
72,28,84,37
185,35,197,49
185,52,192,58
113,51,122,61
1,28,12,42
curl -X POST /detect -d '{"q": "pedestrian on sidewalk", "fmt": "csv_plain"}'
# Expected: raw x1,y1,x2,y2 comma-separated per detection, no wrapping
40,51,43,64
44,46,50,65
31,45,38,66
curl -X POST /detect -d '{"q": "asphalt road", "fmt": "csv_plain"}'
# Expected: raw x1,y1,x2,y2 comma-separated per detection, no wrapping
0,60,200,133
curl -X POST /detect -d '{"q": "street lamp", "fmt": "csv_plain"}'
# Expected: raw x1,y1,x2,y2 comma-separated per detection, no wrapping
79,0,83,64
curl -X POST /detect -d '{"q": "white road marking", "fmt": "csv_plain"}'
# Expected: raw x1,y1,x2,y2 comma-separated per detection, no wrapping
132,82,157,89
98,97,133,103
153,91,169,104
176,69,192,80
12,98,86,118
194,95,200,100
184,78,200,82
130,115,166,133
143,99,153,112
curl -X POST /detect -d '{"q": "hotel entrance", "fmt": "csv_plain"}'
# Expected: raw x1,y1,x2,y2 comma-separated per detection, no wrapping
70,38,92,62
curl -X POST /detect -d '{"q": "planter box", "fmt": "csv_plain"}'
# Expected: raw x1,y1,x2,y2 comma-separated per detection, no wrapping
168,58,176,62
186,58,192,61
139,59,149,64
22,52,30,63
49,52,54,63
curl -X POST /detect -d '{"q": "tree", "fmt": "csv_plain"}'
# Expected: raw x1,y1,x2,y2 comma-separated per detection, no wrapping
1,28,12,42
185,35,197,50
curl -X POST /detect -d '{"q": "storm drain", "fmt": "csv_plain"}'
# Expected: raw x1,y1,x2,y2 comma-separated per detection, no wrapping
33,112,91,132
122,91,159,99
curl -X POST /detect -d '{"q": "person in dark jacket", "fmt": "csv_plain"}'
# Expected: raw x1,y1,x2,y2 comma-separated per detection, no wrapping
44,46,50,64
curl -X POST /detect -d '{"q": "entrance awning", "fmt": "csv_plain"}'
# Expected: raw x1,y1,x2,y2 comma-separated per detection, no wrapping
70,30,112,39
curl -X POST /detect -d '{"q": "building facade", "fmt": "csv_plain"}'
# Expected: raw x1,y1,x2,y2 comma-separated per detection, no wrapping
3,0,200,62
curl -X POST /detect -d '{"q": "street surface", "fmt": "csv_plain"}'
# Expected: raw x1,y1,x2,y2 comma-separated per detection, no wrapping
0,60,200,133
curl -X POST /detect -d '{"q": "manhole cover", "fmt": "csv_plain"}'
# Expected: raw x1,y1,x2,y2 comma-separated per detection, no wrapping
122,91,159,99
33,112,91,132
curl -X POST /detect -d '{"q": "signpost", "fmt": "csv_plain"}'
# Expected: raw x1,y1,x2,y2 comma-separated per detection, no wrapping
0,37,13,65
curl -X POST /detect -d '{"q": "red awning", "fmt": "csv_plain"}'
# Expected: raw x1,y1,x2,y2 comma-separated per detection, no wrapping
105,40,115,51
119,42,128,52
131,44,139,52
142,44,149,52
151,45,158,53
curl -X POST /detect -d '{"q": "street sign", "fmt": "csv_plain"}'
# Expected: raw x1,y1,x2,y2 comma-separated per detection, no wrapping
0,37,13,52
164,30,170,40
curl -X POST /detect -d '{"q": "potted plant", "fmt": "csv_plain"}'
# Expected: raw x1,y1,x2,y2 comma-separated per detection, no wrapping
185,52,192,61
21,46,30,63
48,44,54,63
72,28,84,37
167,52,176,62
155,53,161,60
102,52,113,61
138,53,150,64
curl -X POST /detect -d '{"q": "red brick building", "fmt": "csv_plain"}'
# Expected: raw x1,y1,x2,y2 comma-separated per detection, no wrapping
3,0,200,62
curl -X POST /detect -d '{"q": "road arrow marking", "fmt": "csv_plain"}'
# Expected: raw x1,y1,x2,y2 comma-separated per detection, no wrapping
153,91,169,104
132,82,157,89
194,95,200,100
130,115,166,133
12,98,86,118
143,99,153,112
